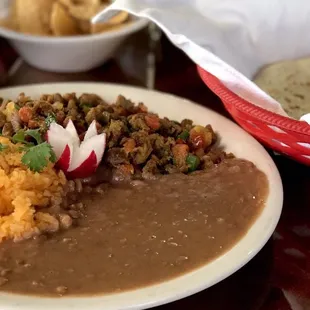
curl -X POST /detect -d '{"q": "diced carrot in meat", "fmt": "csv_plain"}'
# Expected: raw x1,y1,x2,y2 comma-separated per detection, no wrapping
123,138,136,154
145,114,160,130
172,144,189,168
18,107,33,123
172,144,189,158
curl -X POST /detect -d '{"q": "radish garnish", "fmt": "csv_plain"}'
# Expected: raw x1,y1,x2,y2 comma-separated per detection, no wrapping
47,120,106,179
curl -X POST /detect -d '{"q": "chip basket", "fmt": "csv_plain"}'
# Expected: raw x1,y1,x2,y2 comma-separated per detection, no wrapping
197,66,310,166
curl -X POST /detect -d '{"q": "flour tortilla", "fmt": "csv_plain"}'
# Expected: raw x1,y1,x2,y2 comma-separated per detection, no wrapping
254,58,310,120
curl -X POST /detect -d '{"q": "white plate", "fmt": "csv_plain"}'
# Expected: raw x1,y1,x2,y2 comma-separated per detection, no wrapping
0,83,283,310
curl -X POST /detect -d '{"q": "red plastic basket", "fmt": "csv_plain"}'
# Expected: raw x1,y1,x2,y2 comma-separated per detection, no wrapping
197,66,310,166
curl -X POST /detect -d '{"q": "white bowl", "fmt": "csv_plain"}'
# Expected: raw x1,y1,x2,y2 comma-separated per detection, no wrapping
0,19,148,73
0,83,283,310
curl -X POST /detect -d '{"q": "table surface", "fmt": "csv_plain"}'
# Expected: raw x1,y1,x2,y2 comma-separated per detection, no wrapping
0,30,310,310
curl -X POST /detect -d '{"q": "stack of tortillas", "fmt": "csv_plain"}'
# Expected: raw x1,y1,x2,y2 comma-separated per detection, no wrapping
254,58,310,120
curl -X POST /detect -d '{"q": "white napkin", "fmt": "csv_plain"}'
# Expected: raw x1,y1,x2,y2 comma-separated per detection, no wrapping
93,0,310,122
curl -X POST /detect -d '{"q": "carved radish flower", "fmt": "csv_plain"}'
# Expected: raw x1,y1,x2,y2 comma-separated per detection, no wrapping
47,120,106,179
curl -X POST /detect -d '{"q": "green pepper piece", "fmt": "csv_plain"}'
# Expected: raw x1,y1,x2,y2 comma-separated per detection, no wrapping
186,153,200,172
177,130,190,141
81,103,92,114
14,103,21,111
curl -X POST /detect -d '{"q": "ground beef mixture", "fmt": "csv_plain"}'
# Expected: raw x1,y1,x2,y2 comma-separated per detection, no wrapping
0,93,233,179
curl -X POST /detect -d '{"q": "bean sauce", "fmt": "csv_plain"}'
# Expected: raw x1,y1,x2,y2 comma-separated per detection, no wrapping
0,159,268,296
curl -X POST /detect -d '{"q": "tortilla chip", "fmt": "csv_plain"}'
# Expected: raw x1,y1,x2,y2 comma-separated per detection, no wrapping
50,2,79,36
0,18,11,30
91,11,129,34
8,0,19,31
0,0,18,31
40,0,55,31
14,0,53,35
3,0,126,36
81,0,101,5
57,0,72,7
68,0,101,21
77,20,91,34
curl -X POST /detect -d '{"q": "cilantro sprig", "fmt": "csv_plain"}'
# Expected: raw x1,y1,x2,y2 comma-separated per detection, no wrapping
23,129,43,144
45,113,56,128
12,130,33,145
0,127,56,172
11,129,56,172
21,142,56,172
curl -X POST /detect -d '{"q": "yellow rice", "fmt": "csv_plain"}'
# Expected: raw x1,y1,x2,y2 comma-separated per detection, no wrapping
0,137,67,242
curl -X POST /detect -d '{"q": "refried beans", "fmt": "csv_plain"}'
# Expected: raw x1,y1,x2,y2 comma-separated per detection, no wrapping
0,158,268,296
